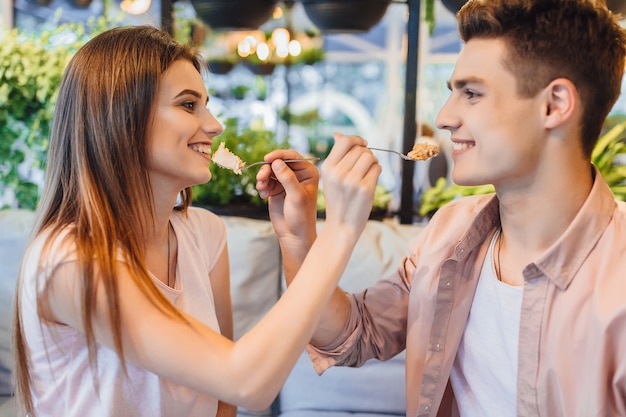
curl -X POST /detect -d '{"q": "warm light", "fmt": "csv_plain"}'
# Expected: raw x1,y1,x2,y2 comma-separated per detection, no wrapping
256,43,270,61
288,40,301,57
276,45,289,58
237,42,251,57
244,35,258,48
271,28,290,47
238,34,262,58
120,0,151,15
272,6,283,19
233,25,314,64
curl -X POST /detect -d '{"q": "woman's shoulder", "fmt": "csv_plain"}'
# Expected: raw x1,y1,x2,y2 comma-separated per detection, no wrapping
171,206,227,249
21,226,77,289
28,226,77,263
177,206,225,229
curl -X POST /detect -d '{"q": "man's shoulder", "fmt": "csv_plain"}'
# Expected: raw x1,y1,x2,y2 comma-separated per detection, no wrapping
413,193,498,254
431,193,496,225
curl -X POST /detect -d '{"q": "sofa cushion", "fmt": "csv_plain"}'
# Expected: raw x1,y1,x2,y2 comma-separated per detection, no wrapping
280,410,401,417
0,210,37,396
326,219,423,292
0,395,15,417
279,351,406,415
221,215,282,341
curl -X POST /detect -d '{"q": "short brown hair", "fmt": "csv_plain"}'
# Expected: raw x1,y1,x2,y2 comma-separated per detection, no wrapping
457,0,626,157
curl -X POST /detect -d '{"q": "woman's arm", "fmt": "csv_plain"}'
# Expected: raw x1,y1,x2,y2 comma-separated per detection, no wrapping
43,135,380,412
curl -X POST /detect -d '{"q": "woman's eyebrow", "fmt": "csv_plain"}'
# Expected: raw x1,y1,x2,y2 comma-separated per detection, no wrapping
174,89,209,105
174,89,203,99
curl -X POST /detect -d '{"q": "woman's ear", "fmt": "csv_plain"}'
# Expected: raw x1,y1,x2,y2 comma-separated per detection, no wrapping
542,78,578,129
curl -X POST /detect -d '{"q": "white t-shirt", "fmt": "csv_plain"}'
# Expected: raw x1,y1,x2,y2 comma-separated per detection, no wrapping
19,207,227,417
450,229,523,417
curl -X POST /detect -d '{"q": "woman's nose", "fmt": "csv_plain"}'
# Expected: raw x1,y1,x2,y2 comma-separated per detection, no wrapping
202,108,223,137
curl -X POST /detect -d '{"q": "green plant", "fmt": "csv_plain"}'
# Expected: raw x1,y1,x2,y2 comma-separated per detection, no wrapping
291,46,325,66
192,118,288,207
0,17,111,210
418,116,626,217
592,115,626,200
424,0,436,33
418,179,495,217
230,85,251,100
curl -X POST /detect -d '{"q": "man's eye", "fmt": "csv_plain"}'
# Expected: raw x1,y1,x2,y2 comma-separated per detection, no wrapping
463,89,479,100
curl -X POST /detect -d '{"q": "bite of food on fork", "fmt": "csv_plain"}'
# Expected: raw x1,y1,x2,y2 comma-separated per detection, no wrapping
211,142,319,175
368,141,440,161
212,142,246,174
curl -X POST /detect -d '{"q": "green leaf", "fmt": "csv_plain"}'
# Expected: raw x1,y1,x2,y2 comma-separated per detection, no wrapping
0,20,112,210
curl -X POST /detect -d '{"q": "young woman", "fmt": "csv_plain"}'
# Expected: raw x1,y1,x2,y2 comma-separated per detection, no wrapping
12,25,381,417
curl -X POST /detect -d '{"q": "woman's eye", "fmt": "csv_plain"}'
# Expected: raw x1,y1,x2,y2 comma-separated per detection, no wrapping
182,101,196,111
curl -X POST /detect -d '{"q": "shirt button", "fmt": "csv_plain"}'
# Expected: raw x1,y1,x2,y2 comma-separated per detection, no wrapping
446,281,452,287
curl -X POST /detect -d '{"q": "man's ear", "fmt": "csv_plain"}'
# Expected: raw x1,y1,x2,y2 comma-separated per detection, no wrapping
542,78,577,129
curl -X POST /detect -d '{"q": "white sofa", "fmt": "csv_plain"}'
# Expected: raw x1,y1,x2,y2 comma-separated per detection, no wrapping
0,209,425,417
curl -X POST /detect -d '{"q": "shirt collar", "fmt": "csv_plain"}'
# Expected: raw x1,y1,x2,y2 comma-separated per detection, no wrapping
454,195,500,261
454,166,617,290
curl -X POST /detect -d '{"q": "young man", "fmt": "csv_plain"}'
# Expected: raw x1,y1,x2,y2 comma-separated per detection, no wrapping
271,0,626,415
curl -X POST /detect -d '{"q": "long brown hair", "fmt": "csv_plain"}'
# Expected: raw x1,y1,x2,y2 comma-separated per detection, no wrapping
13,25,204,415
457,0,626,157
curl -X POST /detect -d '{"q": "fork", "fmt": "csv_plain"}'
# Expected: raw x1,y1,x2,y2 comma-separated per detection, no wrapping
368,147,416,161
243,157,320,170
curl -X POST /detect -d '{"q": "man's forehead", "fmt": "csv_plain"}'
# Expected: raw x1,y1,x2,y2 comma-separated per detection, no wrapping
451,39,508,80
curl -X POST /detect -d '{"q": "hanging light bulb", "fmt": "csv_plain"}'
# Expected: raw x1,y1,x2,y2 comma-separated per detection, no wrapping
120,0,152,15
272,6,283,19
256,43,270,61
271,27,290,58
288,40,301,57
237,41,251,58
238,34,261,58
271,28,290,47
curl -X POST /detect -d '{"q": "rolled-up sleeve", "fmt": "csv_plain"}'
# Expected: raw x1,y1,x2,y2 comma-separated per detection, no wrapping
307,251,416,375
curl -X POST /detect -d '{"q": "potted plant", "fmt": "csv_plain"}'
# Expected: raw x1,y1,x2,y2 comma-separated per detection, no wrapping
241,51,279,76
0,18,109,210
299,0,465,34
290,46,325,66
207,57,239,75
192,117,288,218
190,0,278,31
300,0,392,33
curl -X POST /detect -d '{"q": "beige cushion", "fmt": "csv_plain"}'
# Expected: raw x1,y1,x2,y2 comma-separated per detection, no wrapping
0,209,37,395
221,216,282,341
